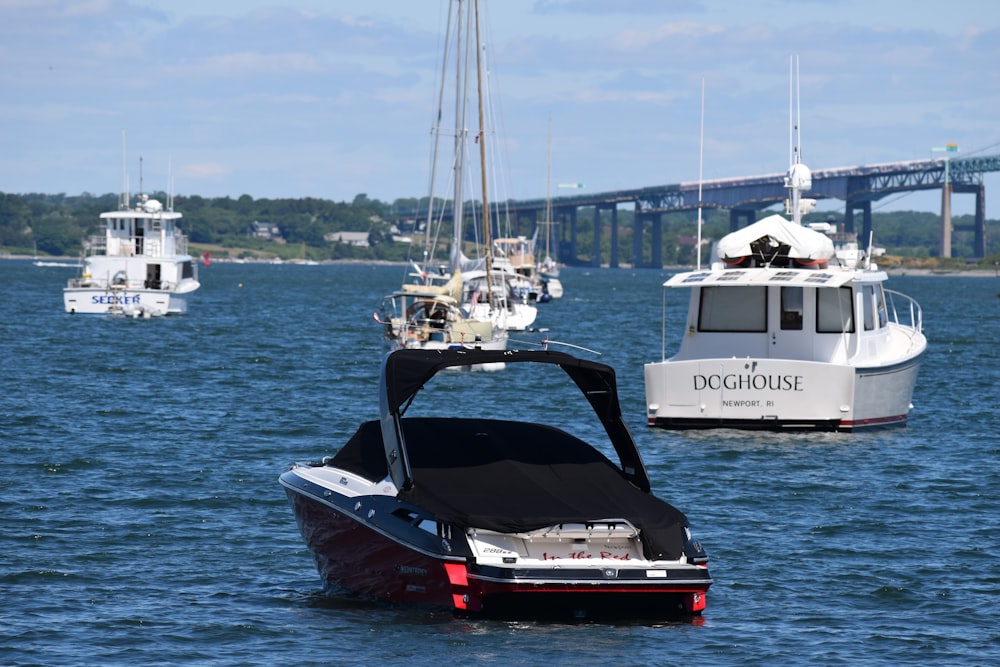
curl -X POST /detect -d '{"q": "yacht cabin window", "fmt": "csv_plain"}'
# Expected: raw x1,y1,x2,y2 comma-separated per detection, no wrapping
875,285,888,328
817,286,854,333
698,286,766,332
780,286,804,330
862,285,876,331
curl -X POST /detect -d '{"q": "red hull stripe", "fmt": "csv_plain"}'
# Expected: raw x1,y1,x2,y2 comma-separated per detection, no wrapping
840,413,908,428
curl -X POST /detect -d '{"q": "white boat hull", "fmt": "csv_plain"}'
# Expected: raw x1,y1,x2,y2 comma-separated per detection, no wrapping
546,277,563,299
63,286,192,316
644,355,921,430
384,335,508,371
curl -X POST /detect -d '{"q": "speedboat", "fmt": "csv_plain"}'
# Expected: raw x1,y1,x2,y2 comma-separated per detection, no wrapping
280,348,712,619
64,193,199,316
644,119,926,430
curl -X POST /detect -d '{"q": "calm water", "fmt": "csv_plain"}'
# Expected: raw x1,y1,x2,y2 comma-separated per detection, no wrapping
2,260,998,666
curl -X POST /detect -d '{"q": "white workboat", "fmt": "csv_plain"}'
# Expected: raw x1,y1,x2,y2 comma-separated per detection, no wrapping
64,193,199,316
644,103,925,430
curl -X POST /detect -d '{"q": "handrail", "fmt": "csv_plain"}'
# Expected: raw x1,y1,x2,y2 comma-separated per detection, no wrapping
82,233,188,257
884,288,922,334
66,277,174,291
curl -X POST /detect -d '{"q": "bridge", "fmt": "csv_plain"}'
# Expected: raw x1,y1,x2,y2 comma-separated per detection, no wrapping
403,154,998,267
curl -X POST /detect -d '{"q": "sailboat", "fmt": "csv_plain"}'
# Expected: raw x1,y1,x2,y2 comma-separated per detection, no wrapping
491,117,564,303
377,0,508,358
430,0,537,331
536,115,563,297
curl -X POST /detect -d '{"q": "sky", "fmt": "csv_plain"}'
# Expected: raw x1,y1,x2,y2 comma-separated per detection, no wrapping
2,0,999,218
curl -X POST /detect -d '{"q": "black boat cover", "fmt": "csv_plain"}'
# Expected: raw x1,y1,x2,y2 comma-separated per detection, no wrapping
330,418,688,560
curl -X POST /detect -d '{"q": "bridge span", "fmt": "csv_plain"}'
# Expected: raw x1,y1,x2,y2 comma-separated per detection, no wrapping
403,155,998,267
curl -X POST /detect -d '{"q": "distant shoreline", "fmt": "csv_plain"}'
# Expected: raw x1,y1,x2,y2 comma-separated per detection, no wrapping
6,253,997,277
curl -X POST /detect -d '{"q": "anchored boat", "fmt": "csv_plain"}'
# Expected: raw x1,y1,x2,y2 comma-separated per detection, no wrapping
644,213,926,431
644,67,925,431
63,193,199,317
281,348,712,619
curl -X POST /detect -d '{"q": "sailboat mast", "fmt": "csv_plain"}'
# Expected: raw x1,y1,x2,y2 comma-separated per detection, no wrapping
449,0,470,271
545,114,553,259
424,0,455,264
473,0,494,306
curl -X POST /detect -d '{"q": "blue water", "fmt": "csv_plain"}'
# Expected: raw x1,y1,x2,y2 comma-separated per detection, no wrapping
2,260,998,666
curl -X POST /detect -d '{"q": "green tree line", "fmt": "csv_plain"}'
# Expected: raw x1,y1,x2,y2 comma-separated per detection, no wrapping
0,191,428,262
2,190,997,266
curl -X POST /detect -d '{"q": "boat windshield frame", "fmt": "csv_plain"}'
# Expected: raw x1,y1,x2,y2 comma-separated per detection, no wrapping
377,348,650,494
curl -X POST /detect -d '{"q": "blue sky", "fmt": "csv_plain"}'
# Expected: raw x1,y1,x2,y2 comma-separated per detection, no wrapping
2,0,998,217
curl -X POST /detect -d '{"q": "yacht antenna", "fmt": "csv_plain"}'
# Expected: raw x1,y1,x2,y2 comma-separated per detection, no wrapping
696,77,705,270
120,130,128,210
789,57,794,169
167,156,174,212
784,55,811,225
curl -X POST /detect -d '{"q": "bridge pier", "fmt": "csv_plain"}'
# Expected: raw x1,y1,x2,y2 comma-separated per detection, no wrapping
975,183,987,257
729,209,756,232
592,206,603,266
609,205,619,268
951,183,987,258
940,183,953,258
568,206,578,263
633,212,644,268
844,200,873,244
651,214,662,268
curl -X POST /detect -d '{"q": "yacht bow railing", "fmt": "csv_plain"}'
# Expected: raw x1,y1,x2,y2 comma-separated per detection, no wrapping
884,288,922,335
